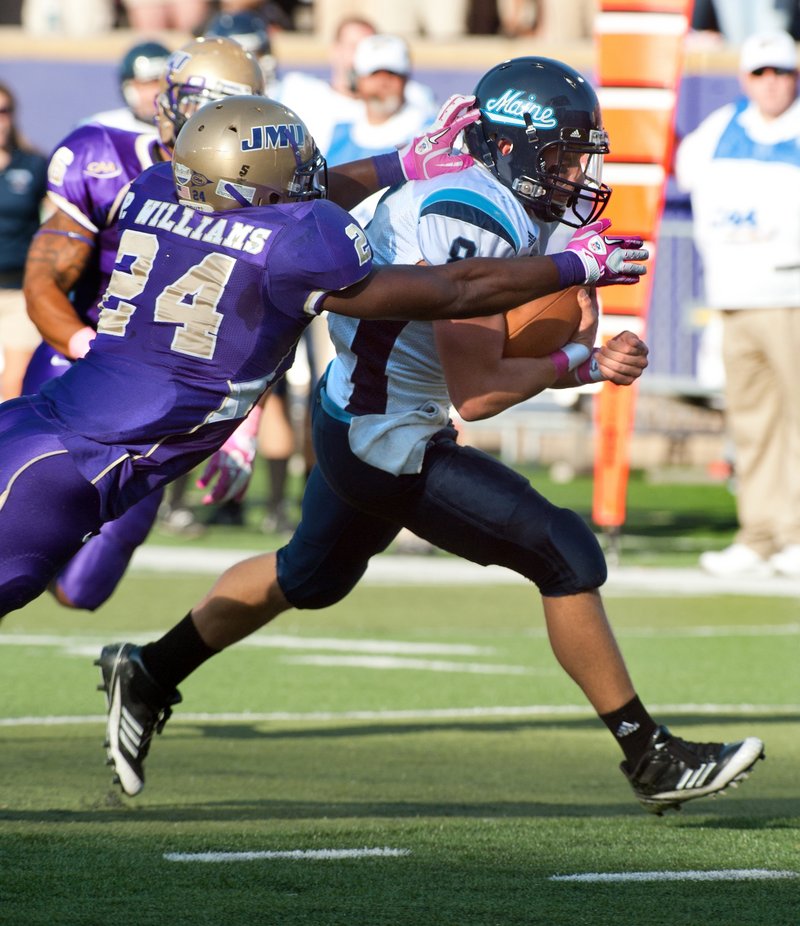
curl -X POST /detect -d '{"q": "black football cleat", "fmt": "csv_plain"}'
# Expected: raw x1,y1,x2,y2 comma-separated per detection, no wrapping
95,643,181,796
621,725,765,815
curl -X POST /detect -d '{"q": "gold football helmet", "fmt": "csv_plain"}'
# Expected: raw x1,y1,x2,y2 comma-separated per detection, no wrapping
156,36,266,147
172,95,327,212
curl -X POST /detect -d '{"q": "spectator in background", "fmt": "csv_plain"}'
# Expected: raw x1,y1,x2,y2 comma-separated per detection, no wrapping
327,33,435,167
690,0,798,45
88,41,172,135
313,1,467,40
277,15,377,155
0,82,47,400
21,0,114,34
212,0,296,31
675,31,800,578
120,0,210,32
203,10,279,91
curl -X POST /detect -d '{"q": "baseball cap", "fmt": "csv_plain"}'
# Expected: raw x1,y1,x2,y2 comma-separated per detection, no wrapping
353,34,411,77
739,30,798,74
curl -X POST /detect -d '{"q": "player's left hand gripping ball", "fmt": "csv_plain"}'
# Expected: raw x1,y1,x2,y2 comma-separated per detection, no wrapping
398,94,479,181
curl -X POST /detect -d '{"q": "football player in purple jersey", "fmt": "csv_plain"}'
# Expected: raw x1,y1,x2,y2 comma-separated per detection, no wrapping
95,62,764,814
20,36,268,612
0,91,646,633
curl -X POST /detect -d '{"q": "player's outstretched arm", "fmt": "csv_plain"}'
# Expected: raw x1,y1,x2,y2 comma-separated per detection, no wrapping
23,209,96,358
324,225,647,323
326,94,478,210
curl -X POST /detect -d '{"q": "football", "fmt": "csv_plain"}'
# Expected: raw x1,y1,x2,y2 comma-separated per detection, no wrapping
502,286,583,358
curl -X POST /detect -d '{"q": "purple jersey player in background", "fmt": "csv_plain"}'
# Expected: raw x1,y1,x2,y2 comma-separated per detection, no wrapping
0,93,646,620
21,36,267,611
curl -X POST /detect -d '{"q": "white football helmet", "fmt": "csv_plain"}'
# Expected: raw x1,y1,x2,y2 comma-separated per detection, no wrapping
156,36,266,148
172,95,327,212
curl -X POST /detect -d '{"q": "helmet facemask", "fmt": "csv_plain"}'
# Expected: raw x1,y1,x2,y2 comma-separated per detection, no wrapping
513,121,610,227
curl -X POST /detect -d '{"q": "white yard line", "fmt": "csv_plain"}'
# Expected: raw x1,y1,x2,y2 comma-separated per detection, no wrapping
2,702,798,728
550,869,798,883
130,547,800,598
164,848,410,863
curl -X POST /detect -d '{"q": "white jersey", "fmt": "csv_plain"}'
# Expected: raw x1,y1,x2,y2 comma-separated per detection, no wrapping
325,166,547,475
82,107,158,136
675,96,800,309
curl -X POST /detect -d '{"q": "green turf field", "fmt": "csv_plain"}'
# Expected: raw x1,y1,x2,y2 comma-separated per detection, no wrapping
2,566,798,925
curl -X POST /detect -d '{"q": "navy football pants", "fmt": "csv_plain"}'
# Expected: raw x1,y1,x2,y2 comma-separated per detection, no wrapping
276,382,607,609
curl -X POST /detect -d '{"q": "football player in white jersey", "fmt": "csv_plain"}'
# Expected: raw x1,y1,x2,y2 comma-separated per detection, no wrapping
98,59,765,814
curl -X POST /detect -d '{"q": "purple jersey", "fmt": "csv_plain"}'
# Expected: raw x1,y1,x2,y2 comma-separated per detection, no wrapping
37,161,372,519
47,122,164,325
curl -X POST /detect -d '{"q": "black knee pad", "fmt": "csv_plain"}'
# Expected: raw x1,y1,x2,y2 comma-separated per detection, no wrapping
537,506,608,596
276,545,368,610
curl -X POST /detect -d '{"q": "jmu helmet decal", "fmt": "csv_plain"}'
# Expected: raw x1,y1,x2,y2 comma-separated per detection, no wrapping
482,89,558,130
241,122,306,152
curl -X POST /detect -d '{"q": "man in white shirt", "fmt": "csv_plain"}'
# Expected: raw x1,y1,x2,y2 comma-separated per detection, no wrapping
676,31,800,577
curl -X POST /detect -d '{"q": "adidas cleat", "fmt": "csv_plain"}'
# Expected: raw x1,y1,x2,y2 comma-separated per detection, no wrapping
95,643,181,796
621,725,765,815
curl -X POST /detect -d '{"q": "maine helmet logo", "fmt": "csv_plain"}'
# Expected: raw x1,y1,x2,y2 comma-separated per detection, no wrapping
242,122,306,152
482,89,558,130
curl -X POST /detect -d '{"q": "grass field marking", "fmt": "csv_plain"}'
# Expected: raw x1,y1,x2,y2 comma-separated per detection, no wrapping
4,702,799,727
0,633,497,657
282,654,551,675
246,635,495,655
164,847,412,863
550,869,799,883
131,547,800,597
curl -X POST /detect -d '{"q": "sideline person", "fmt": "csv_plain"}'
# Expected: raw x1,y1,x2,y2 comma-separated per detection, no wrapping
676,31,800,578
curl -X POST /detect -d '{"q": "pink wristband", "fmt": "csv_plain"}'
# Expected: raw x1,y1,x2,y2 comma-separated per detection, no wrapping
549,342,591,378
576,348,605,384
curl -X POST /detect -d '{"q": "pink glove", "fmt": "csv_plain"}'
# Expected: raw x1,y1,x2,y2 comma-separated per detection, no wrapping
563,219,649,286
398,94,479,181
196,406,262,505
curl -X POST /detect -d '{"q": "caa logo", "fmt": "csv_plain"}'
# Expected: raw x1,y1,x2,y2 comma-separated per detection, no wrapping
84,160,122,179
241,123,305,152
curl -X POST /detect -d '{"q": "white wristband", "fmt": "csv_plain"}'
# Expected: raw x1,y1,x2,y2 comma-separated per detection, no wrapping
560,342,591,371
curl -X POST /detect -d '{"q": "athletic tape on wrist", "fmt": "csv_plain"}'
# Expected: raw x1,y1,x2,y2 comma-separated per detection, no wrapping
576,348,605,384
550,342,591,378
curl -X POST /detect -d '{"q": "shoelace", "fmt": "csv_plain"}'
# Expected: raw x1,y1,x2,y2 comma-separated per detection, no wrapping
658,735,724,767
